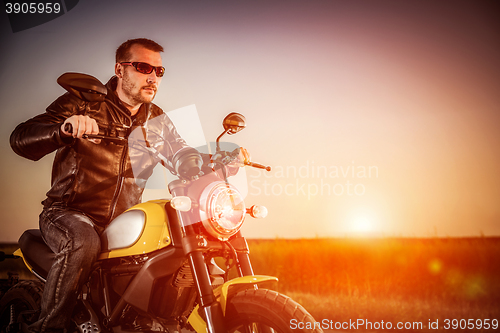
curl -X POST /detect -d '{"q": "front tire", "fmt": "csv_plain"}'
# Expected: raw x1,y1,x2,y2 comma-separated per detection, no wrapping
225,289,322,333
0,280,43,333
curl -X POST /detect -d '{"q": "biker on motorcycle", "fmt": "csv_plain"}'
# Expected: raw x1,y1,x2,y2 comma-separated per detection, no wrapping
9,38,194,333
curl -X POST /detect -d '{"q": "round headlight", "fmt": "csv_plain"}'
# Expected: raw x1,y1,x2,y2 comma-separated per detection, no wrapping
201,183,246,240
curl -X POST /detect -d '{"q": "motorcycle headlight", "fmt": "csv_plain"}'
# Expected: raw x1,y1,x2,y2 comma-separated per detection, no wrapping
201,183,246,240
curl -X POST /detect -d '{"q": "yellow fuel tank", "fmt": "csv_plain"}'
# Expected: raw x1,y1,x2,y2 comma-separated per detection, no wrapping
99,200,172,260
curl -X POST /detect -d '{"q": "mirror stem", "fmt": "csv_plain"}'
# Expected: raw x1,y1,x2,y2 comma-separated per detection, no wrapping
216,128,230,152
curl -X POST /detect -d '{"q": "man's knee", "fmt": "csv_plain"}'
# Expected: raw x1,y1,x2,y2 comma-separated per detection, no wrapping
73,226,101,257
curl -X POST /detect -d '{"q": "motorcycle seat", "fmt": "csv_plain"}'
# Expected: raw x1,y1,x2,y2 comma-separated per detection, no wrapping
18,229,55,280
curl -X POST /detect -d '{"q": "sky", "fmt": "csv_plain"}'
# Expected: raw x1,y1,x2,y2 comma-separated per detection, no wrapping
0,0,499,242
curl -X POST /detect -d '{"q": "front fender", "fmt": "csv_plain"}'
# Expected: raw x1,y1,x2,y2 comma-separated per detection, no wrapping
187,275,278,333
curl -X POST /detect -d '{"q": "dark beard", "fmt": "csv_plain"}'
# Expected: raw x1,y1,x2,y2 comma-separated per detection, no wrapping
122,72,155,105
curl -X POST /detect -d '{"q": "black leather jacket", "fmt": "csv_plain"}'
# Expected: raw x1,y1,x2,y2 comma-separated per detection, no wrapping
10,76,188,228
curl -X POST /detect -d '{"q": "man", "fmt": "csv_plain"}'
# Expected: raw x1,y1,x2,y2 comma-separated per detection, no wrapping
10,38,189,333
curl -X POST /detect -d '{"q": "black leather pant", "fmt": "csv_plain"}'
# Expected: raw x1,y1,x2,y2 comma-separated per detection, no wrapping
29,207,101,333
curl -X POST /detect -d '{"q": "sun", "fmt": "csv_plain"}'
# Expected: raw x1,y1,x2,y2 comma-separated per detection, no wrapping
350,215,377,235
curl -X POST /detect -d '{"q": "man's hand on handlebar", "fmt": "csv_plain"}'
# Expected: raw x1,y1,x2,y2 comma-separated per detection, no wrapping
61,115,101,144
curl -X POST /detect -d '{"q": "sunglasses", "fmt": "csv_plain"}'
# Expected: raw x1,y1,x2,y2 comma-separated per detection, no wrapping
120,62,165,77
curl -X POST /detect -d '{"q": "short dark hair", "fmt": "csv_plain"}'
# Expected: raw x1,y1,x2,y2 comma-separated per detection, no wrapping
115,38,164,63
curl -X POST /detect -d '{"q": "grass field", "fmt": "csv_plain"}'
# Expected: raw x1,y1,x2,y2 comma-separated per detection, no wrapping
2,238,499,331
247,237,500,331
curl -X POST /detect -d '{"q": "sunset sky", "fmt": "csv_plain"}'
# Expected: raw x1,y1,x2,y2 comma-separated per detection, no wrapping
0,0,499,242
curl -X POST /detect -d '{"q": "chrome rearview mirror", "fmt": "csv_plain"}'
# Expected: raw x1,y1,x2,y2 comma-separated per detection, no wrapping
216,112,246,151
223,112,246,134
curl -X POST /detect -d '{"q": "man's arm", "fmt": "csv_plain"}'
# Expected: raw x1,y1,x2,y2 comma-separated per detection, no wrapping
10,93,98,161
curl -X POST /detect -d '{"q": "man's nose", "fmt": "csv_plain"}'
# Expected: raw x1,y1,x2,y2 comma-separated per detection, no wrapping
146,73,157,84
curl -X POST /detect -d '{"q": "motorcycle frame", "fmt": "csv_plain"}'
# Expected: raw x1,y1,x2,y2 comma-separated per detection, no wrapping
10,200,256,333
80,200,255,333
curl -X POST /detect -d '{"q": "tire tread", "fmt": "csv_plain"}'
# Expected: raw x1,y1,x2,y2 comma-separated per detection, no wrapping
227,289,322,333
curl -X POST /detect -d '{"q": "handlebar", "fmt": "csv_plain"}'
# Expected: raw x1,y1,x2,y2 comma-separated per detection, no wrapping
64,123,271,171
63,123,125,143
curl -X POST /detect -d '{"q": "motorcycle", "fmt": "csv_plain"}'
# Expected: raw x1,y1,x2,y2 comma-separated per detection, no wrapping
0,73,322,333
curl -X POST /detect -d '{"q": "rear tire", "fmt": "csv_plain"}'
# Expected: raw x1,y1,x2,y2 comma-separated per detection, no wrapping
0,280,43,333
225,289,322,333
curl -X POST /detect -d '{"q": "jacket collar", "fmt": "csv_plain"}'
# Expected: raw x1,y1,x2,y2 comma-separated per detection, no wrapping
105,76,151,125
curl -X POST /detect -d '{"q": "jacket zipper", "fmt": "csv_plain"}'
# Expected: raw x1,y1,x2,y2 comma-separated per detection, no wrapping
108,142,128,222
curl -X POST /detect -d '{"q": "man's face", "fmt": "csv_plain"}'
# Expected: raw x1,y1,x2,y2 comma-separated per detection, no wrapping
117,44,163,107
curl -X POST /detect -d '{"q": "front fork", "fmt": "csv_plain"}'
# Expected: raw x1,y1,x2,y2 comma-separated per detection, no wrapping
188,250,227,333
184,230,253,333
235,247,254,276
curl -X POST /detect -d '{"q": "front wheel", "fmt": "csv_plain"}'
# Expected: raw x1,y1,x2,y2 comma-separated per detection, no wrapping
226,289,322,333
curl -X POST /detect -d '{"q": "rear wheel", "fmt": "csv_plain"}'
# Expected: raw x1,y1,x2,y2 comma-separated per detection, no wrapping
225,289,322,333
0,280,43,333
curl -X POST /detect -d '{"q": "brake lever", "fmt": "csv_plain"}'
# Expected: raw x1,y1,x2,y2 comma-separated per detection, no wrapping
227,147,271,171
244,161,271,172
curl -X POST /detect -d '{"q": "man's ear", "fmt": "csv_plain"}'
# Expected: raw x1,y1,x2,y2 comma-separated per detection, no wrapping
115,63,123,78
